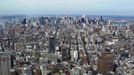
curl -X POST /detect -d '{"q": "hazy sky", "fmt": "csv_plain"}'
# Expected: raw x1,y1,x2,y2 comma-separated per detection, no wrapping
0,0,134,16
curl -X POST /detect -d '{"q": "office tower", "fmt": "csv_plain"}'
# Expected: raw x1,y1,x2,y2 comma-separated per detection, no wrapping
80,15,86,23
22,18,27,24
80,51,88,65
99,16,103,22
97,52,114,74
0,52,11,75
71,50,78,62
61,44,71,61
81,18,86,23
39,16,45,25
129,24,134,32
49,37,55,53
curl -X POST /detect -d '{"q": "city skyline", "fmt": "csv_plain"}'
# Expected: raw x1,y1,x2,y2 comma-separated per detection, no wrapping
0,0,134,16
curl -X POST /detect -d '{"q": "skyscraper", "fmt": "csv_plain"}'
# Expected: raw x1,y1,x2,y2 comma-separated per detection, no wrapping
22,18,27,25
97,52,114,74
0,52,11,75
39,16,45,25
49,37,55,53
61,44,71,61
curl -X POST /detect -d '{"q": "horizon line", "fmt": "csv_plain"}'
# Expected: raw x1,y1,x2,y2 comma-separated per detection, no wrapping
1,14,134,17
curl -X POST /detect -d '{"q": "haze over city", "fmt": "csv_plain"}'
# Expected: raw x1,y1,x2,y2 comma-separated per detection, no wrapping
0,0,134,16
0,0,134,75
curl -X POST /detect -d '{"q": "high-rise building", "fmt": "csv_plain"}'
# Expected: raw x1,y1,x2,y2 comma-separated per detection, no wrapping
61,44,71,61
129,24,134,32
49,37,55,53
22,18,27,24
97,52,114,74
0,52,11,75
39,16,45,25
99,16,103,22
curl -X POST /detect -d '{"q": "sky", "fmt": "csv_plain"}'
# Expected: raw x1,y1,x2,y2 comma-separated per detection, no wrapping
0,0,134,16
